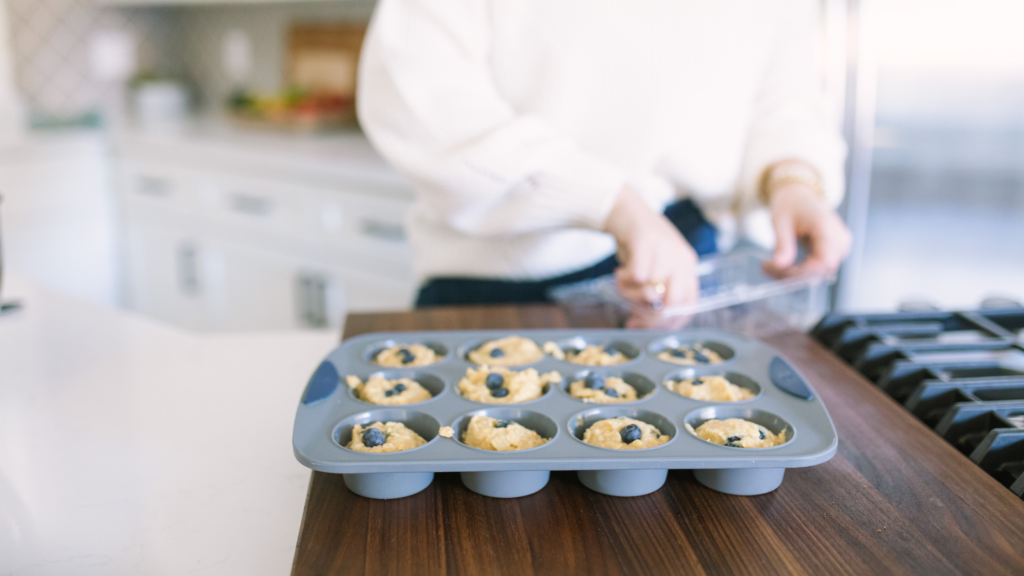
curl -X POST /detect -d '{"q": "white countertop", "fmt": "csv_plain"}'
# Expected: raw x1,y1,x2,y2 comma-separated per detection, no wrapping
111,118,411,196
0,275,338,575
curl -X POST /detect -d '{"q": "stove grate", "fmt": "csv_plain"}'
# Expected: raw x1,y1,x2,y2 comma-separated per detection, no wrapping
812,307,1024,498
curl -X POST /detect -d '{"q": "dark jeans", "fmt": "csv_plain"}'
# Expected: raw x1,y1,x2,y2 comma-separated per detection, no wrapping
415,199,716,307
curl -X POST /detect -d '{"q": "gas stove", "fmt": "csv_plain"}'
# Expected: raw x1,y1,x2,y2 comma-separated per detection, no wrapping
813,307,1024,497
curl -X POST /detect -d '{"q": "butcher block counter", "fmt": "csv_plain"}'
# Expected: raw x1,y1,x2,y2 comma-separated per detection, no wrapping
291,305,1024,576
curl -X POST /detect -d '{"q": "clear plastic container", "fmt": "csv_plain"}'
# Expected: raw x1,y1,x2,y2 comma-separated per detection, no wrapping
547,249,833,335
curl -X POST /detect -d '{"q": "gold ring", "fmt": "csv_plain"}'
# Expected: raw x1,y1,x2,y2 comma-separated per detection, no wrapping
649,280,667,296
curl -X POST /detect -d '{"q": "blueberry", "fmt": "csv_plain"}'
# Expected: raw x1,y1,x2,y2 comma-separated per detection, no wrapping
604,388,619,398
759,430,766,440
384,389,397,397
693,352,710,364
669,348,688,358
362,428,386,447
726,435,742,447
620,424,642,443
691,378,704,386
494,420,511,428
489,348,505,358
604,345,619,356
398,348,415,364
485,373,505,389
491,387,509,398
394,383,407,392
583,374,605,390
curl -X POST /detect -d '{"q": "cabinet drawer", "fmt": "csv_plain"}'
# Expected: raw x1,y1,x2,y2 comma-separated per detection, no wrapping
118,161,197,213
310,189,413,259
204,175,308,241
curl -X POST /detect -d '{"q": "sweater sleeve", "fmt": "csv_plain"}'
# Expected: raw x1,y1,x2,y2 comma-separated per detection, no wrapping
357,0,627,238
735,0,847,211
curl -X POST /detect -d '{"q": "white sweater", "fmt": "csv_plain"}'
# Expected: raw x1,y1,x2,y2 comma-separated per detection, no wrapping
358,0,846,283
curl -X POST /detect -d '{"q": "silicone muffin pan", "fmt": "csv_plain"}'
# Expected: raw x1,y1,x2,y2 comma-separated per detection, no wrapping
293,329,838,499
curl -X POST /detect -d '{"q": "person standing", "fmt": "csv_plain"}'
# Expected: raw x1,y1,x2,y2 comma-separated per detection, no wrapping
358,0,851,327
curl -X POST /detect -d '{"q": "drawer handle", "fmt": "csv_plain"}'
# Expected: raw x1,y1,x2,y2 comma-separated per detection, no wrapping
136,176,171,198
176,243,201,297
229,193,273,216
296,272,330,328
359,219,405,242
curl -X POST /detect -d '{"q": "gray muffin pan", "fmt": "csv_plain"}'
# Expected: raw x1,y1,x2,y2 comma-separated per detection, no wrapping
293,329,838,499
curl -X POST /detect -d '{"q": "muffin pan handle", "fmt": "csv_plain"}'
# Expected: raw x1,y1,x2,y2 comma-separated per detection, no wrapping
302,360,340,405
769,357,814,400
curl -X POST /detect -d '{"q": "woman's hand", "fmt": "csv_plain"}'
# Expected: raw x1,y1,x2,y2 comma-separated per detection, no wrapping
604,187,699,328
762,183,852,278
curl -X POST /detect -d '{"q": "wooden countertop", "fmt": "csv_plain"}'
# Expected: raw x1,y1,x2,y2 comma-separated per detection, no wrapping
291,305,1024,575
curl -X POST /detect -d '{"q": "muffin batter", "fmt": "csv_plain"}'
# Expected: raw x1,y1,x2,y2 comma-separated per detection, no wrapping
374,344,439,367
583,416,670,450
657,343,724,365
544,342,629,366
458,366,561,404
346,375,433,405
461,415,549,451
467,336,544,365
688,418,787,448
666,376,754,402
346,421,428,453
569,375,638,403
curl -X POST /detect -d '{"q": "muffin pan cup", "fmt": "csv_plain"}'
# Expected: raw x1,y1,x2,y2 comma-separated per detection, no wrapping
294,329,838,499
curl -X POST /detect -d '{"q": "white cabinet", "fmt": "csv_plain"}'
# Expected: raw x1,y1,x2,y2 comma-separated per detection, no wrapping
0,135,119,307
98,0,340,6
123,220,210,330
205,238,343,330
115,132,417,332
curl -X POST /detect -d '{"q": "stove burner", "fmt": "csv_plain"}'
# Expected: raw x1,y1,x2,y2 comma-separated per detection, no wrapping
813,306,1024,498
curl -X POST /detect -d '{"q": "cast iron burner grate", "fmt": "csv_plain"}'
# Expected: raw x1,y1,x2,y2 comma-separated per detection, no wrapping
812,307,1024,498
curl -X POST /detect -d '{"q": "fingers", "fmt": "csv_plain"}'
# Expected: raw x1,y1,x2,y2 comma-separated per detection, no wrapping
802,213,852,272
616,268,650,304
765,205,853,278
612,209,700,316
771,210,799,270
765,216,852,278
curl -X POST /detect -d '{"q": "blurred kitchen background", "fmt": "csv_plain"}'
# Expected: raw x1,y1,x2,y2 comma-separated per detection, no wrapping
0,0,1020,332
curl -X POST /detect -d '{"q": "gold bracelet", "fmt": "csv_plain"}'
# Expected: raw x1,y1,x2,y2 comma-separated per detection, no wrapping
759,162,825,205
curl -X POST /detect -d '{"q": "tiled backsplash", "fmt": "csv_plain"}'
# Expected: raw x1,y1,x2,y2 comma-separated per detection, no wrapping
4,0,376,123
169,1,375,111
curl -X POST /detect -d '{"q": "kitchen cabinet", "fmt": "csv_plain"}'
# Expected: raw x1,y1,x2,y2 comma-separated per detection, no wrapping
114,128,417,331
206,237,343,331
98,0,342,6
123,219,211,330
0,133,119,307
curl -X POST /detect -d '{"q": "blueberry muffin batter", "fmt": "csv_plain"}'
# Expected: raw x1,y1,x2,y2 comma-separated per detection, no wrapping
657,343,724,365
688,418,787,448
346,375,433,405
583,416,669,450
569,374,638,403
458,366,561,403
467,336,544,366
461,415,549,451
544,342,629,366
374,344,439,367
346,421,427,453
666,375,754,402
